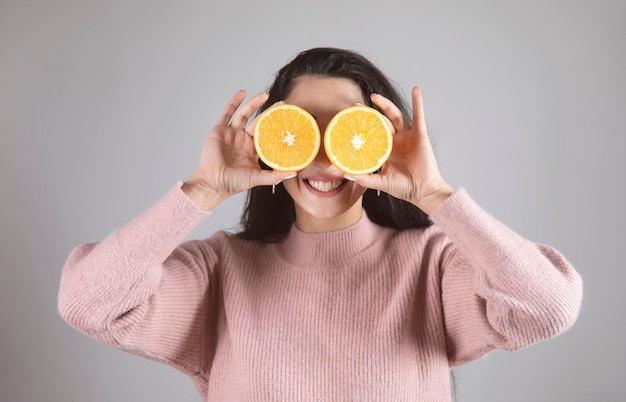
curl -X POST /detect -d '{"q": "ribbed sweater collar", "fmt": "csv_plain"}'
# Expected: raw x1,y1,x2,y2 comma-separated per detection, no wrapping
275,212,382,270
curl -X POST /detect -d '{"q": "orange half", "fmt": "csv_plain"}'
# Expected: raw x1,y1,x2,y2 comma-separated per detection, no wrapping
324,105,393,175
253,104,321,171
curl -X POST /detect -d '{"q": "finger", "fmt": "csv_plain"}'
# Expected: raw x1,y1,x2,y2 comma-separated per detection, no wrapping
217,89,247,127
370,93,407,134
230,92,270,130
411,87,428,135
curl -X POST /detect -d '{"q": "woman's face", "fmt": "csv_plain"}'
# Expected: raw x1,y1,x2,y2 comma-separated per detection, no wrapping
281,75,367,233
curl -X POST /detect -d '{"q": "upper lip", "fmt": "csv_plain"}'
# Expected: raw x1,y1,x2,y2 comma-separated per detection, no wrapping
302,174,346,181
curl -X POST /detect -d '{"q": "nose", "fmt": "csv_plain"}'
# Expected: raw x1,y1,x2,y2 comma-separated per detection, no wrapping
313,141,332,167
310,119,331,167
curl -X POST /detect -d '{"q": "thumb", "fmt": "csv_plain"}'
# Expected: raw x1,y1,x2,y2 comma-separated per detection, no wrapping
251,170,297,188
344,173,387,193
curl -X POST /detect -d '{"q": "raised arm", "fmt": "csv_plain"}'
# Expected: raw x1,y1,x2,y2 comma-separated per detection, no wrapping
431,190,582,364
353,85,582,363
58,184,213,375
58,90,293,376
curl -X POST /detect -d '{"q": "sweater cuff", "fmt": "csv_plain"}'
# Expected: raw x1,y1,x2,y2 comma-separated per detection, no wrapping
428,188,476,228
161,182,212,238
173,181,212,217
124,182,212,258
428,188,521,257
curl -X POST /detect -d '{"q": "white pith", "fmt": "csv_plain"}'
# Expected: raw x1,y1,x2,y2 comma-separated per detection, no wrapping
307,179,344,192
350,134,364,149
283,132,296,146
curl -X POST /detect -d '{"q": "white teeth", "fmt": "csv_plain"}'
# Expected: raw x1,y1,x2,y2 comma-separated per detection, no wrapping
308,179,344,192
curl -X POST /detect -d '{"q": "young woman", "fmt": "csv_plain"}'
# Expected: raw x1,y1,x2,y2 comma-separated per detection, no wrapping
58,48,583,401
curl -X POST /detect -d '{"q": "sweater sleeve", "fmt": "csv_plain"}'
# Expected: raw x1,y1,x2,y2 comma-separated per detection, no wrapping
58,183,215,379
429,189,583,366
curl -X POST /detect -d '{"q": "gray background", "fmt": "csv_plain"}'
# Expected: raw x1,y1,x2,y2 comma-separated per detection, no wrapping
1,0,624,401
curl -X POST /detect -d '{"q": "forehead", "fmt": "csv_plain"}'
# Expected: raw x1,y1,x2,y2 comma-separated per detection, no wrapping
285,75,365,117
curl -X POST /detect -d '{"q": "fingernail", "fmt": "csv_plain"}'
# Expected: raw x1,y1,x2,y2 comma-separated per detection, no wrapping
282,173,297,181
344,175,355,181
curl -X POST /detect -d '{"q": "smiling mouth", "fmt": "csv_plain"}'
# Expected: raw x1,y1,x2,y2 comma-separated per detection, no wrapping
305,179,347,193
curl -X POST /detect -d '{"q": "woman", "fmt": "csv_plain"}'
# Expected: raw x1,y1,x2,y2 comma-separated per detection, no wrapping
58,48,583,401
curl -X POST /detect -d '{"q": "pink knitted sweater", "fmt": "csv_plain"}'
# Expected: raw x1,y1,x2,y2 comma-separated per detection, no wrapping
58,184,582,401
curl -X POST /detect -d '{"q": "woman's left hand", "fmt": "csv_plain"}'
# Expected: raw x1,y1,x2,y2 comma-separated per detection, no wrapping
349,87,454,215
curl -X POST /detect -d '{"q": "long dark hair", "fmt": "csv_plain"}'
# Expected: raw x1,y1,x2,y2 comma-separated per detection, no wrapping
236,47,431,242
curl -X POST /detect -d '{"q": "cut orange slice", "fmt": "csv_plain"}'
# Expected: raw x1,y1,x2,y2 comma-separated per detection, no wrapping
324,105,393,175
254,104,321,171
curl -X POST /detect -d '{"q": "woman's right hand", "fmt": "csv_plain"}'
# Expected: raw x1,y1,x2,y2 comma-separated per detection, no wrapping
182,90,295,211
